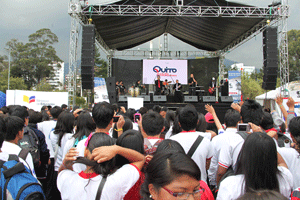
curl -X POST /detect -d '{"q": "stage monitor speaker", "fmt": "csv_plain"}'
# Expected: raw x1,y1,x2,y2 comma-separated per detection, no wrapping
184,96,198,103
108,92,117,104
202,96,216,103
118,95,127,102
219,96,233,103
106,77,116,92
138,95,151,102
153,95,167,102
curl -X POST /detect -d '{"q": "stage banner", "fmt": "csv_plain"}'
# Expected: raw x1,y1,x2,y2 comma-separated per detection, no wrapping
6,90,68,111
142,60,188,84
228,71,242,103
94,77,109,103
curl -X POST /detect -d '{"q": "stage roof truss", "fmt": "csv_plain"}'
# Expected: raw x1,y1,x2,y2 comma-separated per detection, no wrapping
82,5,286,18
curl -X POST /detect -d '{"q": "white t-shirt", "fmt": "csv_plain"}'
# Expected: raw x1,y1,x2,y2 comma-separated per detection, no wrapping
278,147,300,189
217,166,293,200
170,131,213,183
218,133,245,170
73,137,88,173
50,132,73,171
164,125,173,139
1,141,36,177
208,128,237,186
57,164,140,200
37,120,57,158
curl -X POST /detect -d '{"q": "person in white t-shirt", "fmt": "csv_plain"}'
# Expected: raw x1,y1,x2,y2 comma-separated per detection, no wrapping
140,111,165,155
217,132,293,200
170,106,213,183
57,132,145,200
2,116,36,177
206,106,241,188
279,116,300,189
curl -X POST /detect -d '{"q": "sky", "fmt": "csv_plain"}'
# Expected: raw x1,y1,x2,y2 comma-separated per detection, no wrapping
0,0,299,69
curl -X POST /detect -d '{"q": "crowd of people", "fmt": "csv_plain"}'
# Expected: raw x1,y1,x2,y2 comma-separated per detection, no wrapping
0,96,300,200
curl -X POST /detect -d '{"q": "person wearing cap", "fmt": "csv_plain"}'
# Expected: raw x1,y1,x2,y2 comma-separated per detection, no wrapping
208,77,217,96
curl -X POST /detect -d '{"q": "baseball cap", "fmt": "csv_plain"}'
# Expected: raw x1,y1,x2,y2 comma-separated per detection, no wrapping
205,112,214,123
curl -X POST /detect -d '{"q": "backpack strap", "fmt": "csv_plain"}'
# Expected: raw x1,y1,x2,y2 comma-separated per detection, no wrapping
187,135,203,157
18,149,29,161
8,154,19,162
237,131,248,140
95,176,107,200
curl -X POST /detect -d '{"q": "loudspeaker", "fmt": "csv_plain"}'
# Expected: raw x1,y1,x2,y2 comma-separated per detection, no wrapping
81,24,95,90
107,92,117,104
153,95,167,102
219,96,233,103
202,96,216,103
106,77,116,92
138,95,151,102
262,26,278,90
184,96,198,103
118,95,127,102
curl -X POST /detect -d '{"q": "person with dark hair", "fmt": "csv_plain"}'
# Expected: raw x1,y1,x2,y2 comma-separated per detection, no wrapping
2,116,36,176
61,104,68,111
237,190,288,200
217,132,293,199
206,107,241,188
140,151,204,200
173,79,183,102
170,106,213,183
152,105,161,114
57,132,145,199
142,111,165,155
0,106,9,114
27,110,50,185
217,99,265,184
139,106,148,116
119,80,126,95
155,139,185,154
159,106,168,118
126,108,136,122
196,113,207,133
116,130,144,200
163,110,176,139
41,110,50,121
154,75,163,95
188,73,197,95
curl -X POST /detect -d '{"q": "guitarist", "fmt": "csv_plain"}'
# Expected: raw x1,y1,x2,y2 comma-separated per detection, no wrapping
208,77,217,96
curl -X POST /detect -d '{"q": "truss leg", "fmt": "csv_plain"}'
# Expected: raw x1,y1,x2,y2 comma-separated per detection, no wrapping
107,53,113,77
68,13,80,108
217,55,225,100
278,5,289,96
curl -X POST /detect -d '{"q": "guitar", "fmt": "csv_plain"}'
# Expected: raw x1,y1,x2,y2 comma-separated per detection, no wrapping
208,86,221,95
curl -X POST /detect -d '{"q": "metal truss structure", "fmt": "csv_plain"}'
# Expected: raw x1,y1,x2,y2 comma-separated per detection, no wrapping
67,0,289,107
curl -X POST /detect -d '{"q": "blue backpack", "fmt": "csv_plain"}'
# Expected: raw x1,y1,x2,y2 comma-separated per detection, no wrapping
0,154,45,200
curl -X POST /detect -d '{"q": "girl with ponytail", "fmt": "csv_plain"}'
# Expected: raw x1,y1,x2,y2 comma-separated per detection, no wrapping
57,132,145,200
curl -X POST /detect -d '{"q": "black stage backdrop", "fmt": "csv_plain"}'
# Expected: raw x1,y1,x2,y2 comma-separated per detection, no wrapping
112,58,219,93
112,59,143,90
188,58,220,92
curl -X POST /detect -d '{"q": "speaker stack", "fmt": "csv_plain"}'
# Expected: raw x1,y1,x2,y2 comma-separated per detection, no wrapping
81,25,95,89
262,27,278,90
106,77,117,104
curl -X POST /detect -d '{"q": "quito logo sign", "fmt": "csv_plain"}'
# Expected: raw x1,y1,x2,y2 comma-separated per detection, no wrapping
153,66,177,73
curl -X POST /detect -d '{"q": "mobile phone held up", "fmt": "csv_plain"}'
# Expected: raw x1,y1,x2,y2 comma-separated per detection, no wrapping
113,116,120,123
134,113,141,123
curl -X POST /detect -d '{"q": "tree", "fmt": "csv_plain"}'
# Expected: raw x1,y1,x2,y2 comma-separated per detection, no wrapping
241,72,264,100
6,29,62,89
94,48,108,78
288,29,300,81
0,70,27,92
34,78,54,91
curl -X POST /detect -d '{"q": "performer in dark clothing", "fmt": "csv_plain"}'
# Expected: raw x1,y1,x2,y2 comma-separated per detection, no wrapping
155,75,163,95
208,77,217,96
115,81,120,96
188,74,197,95
119,80,126,95
173,79,183,102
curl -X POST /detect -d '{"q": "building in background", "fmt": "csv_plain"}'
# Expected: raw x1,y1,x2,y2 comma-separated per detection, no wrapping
47,62,64,90
231,63,256,75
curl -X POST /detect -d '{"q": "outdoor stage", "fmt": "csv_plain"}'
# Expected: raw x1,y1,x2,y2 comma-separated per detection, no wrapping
117,95,232,123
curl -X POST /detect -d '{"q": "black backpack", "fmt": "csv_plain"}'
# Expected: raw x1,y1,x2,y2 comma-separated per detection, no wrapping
18,127,40,170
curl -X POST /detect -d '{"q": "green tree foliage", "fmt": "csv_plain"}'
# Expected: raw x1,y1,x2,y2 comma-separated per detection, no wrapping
94,48,107,78
288,29,300,81
241,72,264,100
34,78,54,91
0,70,27,92
75,96,86,107
6,29,62,89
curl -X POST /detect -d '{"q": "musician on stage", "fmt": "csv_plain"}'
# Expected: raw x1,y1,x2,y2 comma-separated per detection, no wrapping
119,80,126,95
155,75,163,95
188,74,197,95
208,77,217,96
116,81,120,96
173,79,183,102
163,79,172,95
135,80,145,90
